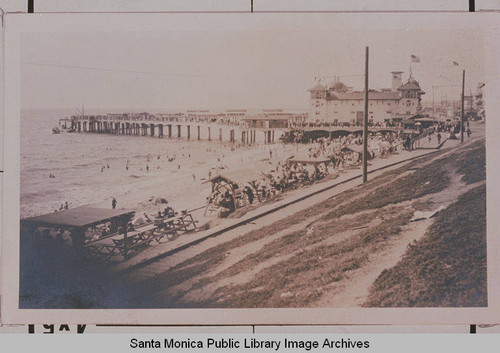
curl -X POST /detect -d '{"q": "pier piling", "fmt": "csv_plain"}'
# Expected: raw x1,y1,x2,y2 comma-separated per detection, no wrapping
74,115,290,145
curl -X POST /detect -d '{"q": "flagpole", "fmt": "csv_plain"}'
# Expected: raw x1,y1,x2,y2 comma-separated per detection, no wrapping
432,86,435,118
461,70,465,143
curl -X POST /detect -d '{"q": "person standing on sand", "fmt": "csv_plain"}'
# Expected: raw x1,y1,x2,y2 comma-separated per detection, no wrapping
112,197,117,209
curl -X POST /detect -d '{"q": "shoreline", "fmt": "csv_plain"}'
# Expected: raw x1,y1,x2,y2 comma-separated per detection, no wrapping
21,136,305,222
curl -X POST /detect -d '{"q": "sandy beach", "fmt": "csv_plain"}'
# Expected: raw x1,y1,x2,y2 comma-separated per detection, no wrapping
67,136,303,225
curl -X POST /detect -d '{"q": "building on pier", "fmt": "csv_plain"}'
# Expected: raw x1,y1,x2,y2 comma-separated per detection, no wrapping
243,114,289,129
242,110,308,129
308,71,425,125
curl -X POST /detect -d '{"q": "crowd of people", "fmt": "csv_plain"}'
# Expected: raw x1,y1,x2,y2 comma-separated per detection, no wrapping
307,132,402,160
207,131,404,217
289,119,402,129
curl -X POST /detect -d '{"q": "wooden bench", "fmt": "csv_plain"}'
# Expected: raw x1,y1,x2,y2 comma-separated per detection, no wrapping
84,214,197,261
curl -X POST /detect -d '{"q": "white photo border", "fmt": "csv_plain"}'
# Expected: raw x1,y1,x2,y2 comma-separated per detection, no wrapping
2,11,500,325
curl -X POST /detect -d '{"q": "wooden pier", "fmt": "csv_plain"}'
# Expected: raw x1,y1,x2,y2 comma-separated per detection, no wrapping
67,113,404,145
69,115,279,144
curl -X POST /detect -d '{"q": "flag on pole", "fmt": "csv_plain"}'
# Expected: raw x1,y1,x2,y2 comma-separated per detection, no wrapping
453,61,459,66
410,55,420,63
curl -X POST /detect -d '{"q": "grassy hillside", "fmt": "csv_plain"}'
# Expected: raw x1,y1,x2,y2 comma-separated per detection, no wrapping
139,140,486,308
364,184,486,307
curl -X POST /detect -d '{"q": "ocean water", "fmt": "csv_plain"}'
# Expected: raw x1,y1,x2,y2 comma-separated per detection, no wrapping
20,109,286,219
20,109,217,218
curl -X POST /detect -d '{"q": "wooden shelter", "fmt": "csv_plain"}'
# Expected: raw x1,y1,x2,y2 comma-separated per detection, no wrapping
286,155,330,166
204,169,264,216
21,207,135,231
21,206,198,262
21,206,135,259
285,155,331,181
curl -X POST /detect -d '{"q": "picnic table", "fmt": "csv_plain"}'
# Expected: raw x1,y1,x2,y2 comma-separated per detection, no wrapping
21,206,198,263
83,212,197,261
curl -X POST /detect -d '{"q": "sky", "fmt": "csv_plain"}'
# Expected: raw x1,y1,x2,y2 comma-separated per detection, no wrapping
20,15,485,112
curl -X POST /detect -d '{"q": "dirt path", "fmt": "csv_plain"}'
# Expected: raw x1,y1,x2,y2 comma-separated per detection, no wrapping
312,170,484,307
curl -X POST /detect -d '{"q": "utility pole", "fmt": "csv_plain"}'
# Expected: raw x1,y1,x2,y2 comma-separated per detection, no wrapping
432,86,435,118
461,70,465,143
362,46,369,183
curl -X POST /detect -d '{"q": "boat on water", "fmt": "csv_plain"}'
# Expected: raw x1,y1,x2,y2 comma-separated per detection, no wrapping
55,117,76,133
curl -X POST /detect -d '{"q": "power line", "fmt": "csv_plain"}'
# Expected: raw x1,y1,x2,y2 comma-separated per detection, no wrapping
21,61,232,80
316,74,364,79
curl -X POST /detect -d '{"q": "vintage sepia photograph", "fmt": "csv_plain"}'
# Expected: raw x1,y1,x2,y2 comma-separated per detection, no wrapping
2,12,497,324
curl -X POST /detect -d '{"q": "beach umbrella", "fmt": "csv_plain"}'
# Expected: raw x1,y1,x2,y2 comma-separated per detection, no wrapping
154,197,168,205
131,216,145,225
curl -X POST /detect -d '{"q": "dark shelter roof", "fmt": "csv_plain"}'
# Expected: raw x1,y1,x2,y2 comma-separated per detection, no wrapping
341,144,364,153
287,155,330,164
206,169,264,186
21,206,135,229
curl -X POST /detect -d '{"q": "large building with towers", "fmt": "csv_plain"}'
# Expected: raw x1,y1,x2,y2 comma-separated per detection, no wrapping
308,72,425,125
